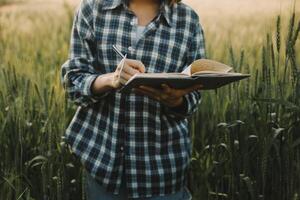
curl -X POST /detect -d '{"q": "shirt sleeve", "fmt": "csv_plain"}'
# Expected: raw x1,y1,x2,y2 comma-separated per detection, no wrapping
61,0,110,108
163,14,206,119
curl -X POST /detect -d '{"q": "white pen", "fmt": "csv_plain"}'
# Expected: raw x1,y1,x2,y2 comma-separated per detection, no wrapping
112,45,126,58
119,54,127,78
112,45,127,77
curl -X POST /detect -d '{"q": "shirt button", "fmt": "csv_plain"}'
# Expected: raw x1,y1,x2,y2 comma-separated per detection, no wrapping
120,146,124,151
130,21,134,26
128,46,134,52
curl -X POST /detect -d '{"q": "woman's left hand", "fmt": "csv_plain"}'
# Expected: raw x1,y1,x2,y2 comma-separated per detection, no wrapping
134,84,203,107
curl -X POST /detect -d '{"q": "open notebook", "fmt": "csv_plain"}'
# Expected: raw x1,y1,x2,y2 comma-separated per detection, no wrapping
119,59,250,93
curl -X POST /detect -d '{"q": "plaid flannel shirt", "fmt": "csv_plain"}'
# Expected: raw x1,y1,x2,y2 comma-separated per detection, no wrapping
61,0,206,198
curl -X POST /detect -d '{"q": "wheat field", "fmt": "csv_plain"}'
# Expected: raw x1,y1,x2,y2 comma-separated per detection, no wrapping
0,0,300,199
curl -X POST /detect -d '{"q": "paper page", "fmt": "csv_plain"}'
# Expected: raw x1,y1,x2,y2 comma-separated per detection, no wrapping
190,59,233,75
192,71,242,75
191,72,247,77
134,73,187,78
125,72,190,86
181,65,191,76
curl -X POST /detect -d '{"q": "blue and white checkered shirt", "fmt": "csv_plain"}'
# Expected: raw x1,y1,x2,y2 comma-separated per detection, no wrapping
61,0,206,198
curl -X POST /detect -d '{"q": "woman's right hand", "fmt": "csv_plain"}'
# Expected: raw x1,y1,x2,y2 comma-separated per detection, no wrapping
91,58,145,96
110,58,146,89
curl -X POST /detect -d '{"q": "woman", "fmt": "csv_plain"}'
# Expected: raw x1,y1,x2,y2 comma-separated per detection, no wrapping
61,0,206,199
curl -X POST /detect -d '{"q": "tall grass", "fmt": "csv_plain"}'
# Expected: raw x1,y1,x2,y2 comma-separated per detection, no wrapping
0,0,18,6
0,5,83,200
0,3,299,200
190,11,300,200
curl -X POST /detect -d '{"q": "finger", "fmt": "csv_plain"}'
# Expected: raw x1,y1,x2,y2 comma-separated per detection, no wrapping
161,84,182,98
134,88,161,102
139,86,163,97
122,64,140,76
160,92,172,101
161,84,172,93
125,59,146,73
140,86,174,101
119,77,128,85
184,84,204,94
135,88,172,106
112,78,121,88
116,57,126,72
120,71,132,81
118,63,139,80
145,86,178,100
161,84,185,98
133,88,145,95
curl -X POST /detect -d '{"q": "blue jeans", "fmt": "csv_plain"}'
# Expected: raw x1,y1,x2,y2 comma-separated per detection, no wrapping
84,170,192,200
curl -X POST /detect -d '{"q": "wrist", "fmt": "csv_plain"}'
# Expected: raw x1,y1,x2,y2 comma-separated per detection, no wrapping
91,73,115,95
108,72,121,89
104,73,116,89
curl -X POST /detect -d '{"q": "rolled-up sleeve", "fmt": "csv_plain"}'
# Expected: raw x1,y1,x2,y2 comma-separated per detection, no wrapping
164,14,206,119
61,0,109,107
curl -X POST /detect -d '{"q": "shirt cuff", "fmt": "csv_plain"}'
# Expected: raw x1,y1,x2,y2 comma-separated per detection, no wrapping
162,96,190,119
84,74,110,102
162,91,202,119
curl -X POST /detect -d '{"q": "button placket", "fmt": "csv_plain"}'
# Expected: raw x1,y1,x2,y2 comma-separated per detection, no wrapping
130,17,138,44
128,17,138,53
118,93,127,157
118,122,125,154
